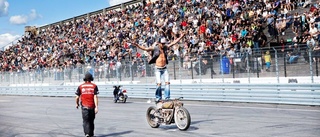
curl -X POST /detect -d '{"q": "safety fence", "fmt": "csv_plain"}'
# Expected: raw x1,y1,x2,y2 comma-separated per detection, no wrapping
1,46,319,86
1,83,319,106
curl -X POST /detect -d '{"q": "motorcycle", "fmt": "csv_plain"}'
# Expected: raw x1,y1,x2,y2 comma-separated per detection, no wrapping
113,85,128,103
146,97,191,131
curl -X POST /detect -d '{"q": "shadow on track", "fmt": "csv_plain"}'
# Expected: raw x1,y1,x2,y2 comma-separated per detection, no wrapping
96,130,133,137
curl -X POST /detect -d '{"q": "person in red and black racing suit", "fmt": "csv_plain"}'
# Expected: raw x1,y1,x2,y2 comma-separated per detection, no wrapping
75,72,99,137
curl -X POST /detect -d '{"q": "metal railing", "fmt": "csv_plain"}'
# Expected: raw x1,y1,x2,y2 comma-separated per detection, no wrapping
1,83,319,106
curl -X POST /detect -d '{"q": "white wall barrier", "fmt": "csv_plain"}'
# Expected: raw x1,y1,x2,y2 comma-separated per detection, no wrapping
1,83,320,106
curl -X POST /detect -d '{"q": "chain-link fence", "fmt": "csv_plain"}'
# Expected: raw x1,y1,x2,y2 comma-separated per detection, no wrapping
1,45,319,86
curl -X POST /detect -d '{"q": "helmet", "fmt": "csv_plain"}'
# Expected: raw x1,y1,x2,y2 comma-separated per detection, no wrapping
83,72,94,81
114,85,121,89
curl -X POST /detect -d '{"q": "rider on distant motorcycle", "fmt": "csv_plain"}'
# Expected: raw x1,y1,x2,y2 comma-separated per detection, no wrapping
113,85,123,99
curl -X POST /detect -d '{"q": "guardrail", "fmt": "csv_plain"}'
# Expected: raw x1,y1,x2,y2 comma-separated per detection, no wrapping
1,83,319,106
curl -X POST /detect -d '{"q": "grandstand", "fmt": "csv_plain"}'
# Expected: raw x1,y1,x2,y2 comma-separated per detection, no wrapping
0,0,319,86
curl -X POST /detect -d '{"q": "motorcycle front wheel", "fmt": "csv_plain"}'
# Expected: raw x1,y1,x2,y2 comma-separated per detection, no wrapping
174,107,191,131
146,106,160,128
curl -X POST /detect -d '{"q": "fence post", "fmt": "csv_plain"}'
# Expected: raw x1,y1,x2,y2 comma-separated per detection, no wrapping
144,58,147,83
246,53,250,83
179,57,182,84
120,67,122,82
256,54,259,78
232,58,235,78
191,57,194,79
300,15,303,36
220,54,224,83
272,47,279,83
309,48,314,83
316,60,318,77
107,64,110,82
173,60,176,80
78,67,81,82
284,52,287,77
199,55,202,83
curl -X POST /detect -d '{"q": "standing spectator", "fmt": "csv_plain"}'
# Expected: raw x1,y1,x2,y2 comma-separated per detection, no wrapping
267,14,275,36
116,59,122,79
292,18,300,34
259,33,268,48
252,31,260,53
194,57,208,75
132,59,138,77
264,51,272,72
279,38,287,57
75,72,99,137
206,54,217,78
313,44,320,63
132,31,186,102
303,35,316,49
309,24,319,38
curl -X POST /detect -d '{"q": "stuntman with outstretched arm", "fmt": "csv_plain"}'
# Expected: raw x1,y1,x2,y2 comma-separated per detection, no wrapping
132,31,186,102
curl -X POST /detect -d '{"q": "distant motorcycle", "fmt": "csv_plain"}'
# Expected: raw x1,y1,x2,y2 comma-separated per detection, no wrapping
113,85,128,103
146,97,191,130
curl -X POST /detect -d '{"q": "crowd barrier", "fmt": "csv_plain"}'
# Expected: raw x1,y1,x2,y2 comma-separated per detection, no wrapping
1,83,319,106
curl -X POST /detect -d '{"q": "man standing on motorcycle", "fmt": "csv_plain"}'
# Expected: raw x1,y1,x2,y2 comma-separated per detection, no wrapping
132,31,186,102
75,72,99,137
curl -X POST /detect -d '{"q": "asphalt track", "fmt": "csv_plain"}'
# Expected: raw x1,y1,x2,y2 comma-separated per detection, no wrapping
0,96,319,137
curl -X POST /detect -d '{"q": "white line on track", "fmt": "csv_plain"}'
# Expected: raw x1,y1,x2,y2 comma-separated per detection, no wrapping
127,100,320,112
186,103,320,112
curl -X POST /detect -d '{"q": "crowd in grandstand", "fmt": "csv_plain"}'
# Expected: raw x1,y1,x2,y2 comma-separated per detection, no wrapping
0,0,319,80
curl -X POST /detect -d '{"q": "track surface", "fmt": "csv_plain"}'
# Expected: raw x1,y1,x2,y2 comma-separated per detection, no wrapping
0,96,319,137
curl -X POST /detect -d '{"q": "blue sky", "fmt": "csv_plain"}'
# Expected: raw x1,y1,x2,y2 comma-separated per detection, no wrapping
0,0,131,49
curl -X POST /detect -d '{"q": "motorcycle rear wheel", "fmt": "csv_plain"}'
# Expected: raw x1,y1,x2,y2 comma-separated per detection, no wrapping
146,106,160,128
174,107,191,131
123,97,127,103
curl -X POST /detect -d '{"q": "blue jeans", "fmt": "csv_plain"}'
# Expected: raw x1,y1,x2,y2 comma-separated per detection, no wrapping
253,41,260,52
289,56,299,64
266,62,271,69
154,67,170,101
